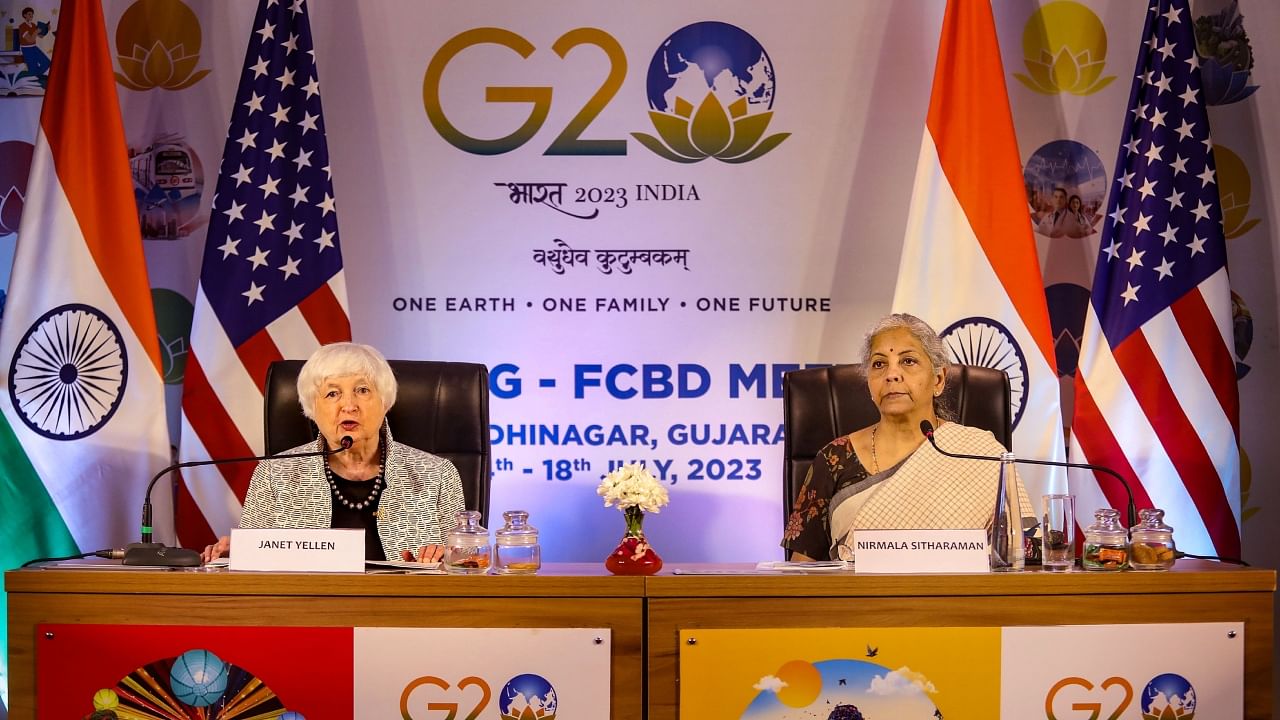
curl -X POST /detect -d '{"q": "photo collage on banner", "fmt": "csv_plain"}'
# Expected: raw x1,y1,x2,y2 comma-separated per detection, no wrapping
0,0,56,95
1002,0,1267,562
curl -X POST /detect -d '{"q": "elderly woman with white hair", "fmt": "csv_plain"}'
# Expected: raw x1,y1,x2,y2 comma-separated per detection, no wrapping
201,342,465,564
783,313,1034,562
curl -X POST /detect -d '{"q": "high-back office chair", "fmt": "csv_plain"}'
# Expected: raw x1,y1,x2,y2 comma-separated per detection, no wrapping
264,359,492,525
782,364,1011,527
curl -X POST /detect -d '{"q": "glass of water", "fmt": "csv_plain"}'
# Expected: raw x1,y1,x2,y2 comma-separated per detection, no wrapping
1042,494,1075,572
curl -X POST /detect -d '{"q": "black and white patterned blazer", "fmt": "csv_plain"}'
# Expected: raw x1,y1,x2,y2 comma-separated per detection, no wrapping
240,424,466,560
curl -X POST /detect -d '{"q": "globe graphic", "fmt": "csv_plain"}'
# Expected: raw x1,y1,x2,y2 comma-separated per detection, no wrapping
1140,673,1196,716
645,21,776,114
169,648,229,707
498,673,558,718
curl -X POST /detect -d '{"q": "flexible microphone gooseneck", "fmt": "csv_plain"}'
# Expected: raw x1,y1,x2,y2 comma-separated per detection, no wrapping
114,435,354,567
919,420,1138,529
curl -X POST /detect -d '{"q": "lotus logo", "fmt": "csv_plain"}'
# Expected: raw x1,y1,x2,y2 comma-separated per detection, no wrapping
632,21,789,163
152,288,192,385
1194,0,1260,105
1239,444,1258,523
1214,145,1260,239
114,0,210,91
0,141,34,237
1231,290,1253,380
1014,1,1115,96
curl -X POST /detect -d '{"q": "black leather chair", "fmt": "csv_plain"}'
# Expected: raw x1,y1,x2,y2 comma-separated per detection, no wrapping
264,359,491,525
782,364,1011,528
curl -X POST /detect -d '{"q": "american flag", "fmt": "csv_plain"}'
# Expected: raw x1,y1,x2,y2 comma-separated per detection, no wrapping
1071,0,1239,558
177,0,350,545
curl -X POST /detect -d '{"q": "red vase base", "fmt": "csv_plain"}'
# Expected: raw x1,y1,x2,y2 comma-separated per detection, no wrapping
605,535,663,576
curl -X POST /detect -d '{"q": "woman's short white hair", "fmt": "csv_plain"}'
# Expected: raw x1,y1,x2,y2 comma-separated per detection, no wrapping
296,342,398,420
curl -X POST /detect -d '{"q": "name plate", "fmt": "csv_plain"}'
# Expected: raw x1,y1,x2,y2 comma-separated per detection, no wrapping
229,528,364,573
854,528,988,574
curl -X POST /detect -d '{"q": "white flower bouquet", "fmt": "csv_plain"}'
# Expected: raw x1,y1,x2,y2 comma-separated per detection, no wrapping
597,462,669,536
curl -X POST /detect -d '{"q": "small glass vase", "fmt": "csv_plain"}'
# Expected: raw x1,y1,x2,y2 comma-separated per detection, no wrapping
605,507,663,576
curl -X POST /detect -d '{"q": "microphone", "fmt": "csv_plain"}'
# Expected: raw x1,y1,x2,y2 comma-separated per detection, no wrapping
920,420,1138,528
117,435,354,567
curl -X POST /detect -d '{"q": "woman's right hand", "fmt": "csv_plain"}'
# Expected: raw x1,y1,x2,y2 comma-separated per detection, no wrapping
202,536,231,564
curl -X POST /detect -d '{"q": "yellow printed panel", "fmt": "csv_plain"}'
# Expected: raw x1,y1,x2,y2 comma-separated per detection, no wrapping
680,627,1000,719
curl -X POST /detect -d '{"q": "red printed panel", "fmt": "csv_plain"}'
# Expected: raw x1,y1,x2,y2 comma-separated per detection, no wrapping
36,624,353,719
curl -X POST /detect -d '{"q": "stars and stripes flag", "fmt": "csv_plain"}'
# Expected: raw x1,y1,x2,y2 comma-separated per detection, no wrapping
1071,0,1239,558
0,0,171,700
891,0,1066,500
177,0,350,546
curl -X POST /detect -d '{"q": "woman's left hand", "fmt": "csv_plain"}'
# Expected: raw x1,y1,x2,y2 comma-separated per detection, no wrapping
402,544,444,563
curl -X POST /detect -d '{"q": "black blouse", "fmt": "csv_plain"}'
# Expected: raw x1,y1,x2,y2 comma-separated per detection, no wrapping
781,434,870,561
328,475,386,561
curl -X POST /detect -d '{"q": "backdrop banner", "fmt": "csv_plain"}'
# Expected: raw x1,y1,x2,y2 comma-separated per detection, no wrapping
2,0,1276,565
311,4,920,563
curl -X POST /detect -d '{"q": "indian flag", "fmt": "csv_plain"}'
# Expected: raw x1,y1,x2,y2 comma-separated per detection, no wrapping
0,0,171,703
890,0,1066,498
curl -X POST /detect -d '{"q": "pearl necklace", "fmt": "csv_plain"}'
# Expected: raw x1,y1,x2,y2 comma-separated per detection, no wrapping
324,440,386,511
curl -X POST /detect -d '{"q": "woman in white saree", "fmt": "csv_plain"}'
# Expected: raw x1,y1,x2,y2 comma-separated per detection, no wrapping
783,314,1033,562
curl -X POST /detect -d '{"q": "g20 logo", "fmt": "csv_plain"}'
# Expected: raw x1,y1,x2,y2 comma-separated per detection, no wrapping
423,21,789,162
1045,677,1133,720
1045,673,1197,720
401,673,558,720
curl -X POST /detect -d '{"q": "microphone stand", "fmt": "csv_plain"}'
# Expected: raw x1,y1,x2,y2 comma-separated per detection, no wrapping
919,421,1138,529
120,437,352,567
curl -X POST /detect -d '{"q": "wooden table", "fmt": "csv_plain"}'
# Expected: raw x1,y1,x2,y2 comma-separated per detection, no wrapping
7,560,1275,718
5,563,646,720
647,560,1276,719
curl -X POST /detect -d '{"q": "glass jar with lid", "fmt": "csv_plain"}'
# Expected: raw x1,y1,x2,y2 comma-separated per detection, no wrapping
1081,508,1129,571
443,510,490,574
1129,508,1176,570
494,510,541,575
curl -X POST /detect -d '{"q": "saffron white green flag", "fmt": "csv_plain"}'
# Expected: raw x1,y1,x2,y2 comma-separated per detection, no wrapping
891,0,1066,499
0,0,171,703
